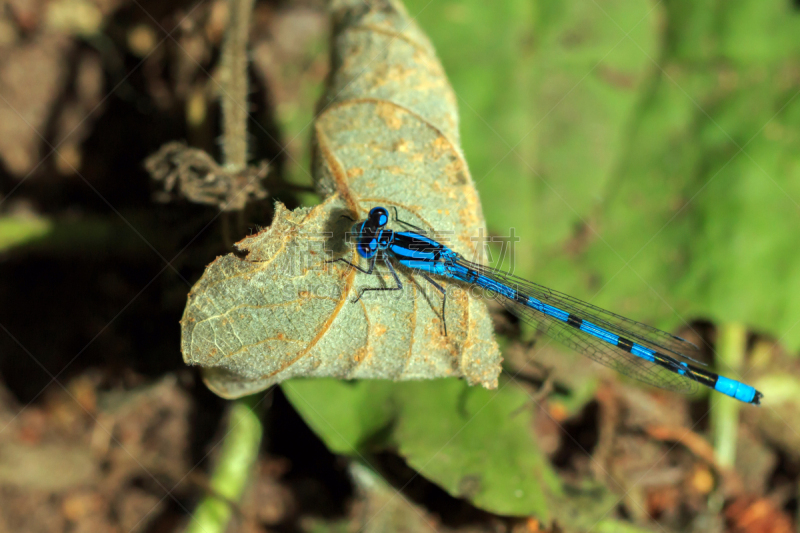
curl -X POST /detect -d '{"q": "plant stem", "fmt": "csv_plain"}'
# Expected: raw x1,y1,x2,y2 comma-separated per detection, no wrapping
220,0,255,173
185,394,264,533
712,322,747,468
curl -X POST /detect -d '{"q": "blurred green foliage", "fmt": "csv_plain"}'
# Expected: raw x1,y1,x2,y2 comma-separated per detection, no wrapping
0,215,52,252
406,0,800,350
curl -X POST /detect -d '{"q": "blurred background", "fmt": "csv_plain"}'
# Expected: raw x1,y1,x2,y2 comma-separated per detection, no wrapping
1,0,799,531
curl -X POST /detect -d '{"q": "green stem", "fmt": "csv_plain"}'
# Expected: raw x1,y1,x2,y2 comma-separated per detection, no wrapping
711,322,747,468
185,394,264,533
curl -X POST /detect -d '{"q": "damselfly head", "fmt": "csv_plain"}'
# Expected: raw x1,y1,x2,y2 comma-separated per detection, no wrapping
346,207,391,259
368,207,390,229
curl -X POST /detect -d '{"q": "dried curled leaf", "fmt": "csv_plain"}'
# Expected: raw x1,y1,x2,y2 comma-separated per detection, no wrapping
181,0,501,398
145,142,268,211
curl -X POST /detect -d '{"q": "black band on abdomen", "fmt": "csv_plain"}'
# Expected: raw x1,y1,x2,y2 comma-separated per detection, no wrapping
617,337,634,352
567,314,583,328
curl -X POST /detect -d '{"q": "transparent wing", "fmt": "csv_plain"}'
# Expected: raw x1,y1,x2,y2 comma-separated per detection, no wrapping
457,260,701,394
458,259,706,365
496,293,699,393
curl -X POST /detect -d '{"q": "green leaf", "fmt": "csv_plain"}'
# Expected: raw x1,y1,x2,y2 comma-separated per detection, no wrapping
282,379,396,455
392,379,561,517
413,0,800,354
405,0,660,277
283,377,561,518
285,377,663,531
563,0,800,351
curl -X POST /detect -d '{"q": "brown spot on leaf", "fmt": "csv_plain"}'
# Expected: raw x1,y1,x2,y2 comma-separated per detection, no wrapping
431,135,450,156
444,157,467,185
393,139,411,152
347,167,364,179
375,101,403,130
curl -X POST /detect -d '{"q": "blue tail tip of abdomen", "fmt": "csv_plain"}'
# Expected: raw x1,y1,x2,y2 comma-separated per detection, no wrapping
715,375,763,405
